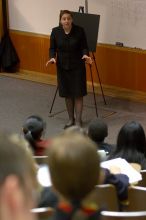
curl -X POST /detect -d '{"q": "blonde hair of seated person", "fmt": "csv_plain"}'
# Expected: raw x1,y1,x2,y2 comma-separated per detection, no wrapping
0,132,38,220
46,133,100,202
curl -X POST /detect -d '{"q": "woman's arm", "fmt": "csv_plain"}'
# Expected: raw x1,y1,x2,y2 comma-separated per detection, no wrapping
81,28,92,64
46,28,57,66
49,28,57,59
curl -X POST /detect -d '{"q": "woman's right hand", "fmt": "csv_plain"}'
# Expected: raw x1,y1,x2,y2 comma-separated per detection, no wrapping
46,58,56,66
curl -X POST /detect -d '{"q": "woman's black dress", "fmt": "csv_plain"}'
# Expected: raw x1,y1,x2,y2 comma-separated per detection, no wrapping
49,24,89,98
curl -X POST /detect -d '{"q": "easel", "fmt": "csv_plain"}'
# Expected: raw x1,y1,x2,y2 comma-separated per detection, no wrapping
78,6,106,109
48,6,106,118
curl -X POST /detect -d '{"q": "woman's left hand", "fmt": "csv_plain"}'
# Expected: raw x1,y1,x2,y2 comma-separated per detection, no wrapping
82,55,93,65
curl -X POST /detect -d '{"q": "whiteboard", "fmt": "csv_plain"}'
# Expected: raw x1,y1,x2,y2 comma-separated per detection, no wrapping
89,0,146,49
8,0,146,49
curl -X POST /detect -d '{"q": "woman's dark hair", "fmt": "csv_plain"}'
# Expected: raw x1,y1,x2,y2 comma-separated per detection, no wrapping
59,10,73,21
22,115,46,152
110,121,146,163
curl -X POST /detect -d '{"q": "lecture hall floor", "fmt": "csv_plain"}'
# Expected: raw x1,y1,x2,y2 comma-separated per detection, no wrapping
1,72,146,145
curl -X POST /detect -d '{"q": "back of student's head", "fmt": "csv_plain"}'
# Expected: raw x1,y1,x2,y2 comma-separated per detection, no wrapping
0,132,37,188
22,115,46,151
46,133,100,201
116,121,146,155
88,118,108,143
0,132,38,220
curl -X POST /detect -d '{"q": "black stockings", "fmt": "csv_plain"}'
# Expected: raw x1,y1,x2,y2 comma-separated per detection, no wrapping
65,97,83,126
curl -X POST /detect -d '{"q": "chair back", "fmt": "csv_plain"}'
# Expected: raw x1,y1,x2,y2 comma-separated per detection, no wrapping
138,170,146,187
31,207,54,220
33,155,48,165
124,186,146,211
101,210,146,220
91,184,119,211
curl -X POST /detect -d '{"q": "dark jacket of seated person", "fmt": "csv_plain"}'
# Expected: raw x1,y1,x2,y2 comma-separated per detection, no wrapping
108,121,146,170
102,168,129,201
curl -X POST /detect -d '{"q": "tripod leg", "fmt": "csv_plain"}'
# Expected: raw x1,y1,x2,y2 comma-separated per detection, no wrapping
92,53,107,105
89,65,98,117
49,86,58,114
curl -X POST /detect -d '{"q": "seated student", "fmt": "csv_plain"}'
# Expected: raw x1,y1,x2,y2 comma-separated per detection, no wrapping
0,132,38,220
37,132,128,211
37,168,129,209
108,121,146,170
88,118,114,156
22,115,50,156
46,133,101,220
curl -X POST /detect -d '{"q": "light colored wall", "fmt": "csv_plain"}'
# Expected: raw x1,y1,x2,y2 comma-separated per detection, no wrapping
8,0,146,49
8,0,85,34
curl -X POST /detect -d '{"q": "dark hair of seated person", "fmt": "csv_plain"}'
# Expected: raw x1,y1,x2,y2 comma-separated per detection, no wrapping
22,115,48,155
88,118,114,154
108,121,146,169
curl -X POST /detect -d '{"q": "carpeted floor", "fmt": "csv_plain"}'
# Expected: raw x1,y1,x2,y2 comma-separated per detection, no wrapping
1,75,146,145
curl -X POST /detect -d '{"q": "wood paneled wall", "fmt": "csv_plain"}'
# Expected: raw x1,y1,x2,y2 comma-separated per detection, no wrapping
9,30,146,95
95,45,146,92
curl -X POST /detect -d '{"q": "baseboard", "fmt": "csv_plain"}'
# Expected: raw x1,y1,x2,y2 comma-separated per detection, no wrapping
1,70,146,103
88,82,146,103
1,70,57,86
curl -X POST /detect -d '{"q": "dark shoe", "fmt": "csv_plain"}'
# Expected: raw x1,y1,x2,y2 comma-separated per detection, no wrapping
64,120,75,129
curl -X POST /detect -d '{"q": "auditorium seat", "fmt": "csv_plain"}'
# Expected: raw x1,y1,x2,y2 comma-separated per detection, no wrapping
33,155,48,165
124,186,146,211
91,184,119,211
31,207,54,220
101,210,146,220
138,170,146,187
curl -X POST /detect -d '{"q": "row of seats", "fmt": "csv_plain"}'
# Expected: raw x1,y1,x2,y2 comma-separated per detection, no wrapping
32,208,146,220
31,185,146,219
33,156,146,219
90,185,146,212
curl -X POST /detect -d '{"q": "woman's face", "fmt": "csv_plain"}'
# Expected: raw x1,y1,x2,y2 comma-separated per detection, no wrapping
60,13,72,30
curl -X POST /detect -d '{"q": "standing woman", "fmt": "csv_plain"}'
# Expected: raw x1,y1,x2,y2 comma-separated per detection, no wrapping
46,10,92,128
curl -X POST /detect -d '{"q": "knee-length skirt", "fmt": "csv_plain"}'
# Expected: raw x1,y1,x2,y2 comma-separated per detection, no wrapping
57,65,87,98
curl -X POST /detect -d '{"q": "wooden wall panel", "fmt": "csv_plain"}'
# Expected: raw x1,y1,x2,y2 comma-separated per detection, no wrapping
10,31,56,75
9,30,146,93
91,45,146,92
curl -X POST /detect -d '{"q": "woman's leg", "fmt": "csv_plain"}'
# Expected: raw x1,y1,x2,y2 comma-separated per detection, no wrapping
64,97,75,128
74,96,83,127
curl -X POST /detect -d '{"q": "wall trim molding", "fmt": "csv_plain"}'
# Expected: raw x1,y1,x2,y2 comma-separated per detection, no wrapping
1,70,146,103
10,29,49,38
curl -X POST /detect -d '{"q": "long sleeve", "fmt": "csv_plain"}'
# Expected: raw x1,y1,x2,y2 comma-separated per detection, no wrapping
80,28,89,55
49,28,57,58
103,168,129,201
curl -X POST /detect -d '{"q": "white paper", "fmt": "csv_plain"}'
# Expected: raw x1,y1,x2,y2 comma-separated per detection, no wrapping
37,165,52,187
101,158,142,184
